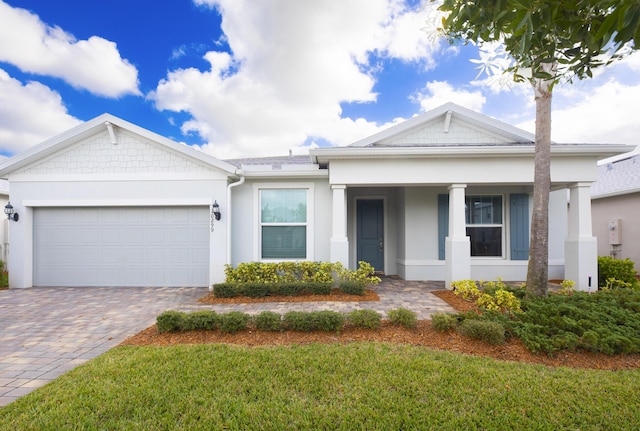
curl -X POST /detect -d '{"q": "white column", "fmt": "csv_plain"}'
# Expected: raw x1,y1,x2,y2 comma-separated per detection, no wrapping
445,184,470,289
330,185,349,266
565,183,598,291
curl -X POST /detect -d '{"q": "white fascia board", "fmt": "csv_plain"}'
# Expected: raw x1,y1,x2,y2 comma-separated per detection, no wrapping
0,113,239,177
242,169,328,179
311,144,636,164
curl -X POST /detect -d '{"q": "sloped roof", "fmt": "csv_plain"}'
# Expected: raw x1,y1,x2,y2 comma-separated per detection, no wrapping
591,154,640,198
225,155,312,168
0,113,239,177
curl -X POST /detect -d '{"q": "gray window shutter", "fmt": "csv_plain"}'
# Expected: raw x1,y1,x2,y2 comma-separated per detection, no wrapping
510,193,529,260
438,194,449,260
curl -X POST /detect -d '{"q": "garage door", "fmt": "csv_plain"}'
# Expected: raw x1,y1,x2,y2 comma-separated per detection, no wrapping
34,207,210,287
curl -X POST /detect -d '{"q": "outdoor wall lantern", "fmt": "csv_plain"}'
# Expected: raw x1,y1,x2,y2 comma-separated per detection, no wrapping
4,202,18,222
212,201,221,221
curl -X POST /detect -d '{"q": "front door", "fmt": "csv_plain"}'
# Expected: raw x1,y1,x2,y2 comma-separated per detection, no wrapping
357,199,384,273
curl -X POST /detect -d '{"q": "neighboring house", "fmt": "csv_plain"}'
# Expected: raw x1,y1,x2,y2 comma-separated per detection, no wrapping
0,103,632,290
591,154,640,265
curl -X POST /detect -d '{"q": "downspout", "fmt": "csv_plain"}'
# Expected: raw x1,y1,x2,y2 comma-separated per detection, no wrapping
226,168,245,267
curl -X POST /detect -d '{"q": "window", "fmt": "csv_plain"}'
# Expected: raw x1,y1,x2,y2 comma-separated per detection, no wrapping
465,195,503,257
260,189,307,259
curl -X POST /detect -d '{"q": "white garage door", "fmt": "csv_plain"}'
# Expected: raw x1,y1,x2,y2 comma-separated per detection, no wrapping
34,207,210,287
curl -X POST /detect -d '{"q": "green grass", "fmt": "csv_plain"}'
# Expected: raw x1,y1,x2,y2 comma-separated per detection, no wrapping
2,343,639,430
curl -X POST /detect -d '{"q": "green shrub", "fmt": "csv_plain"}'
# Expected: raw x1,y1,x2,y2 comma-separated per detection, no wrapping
283,311,314,332
476,289,522,313
598,256,639,289
335,261,381,287
339,281,366,295
313,311,345,332
278,282,308,296
387,308,417,328
558,280,576,296
212,282,243,298
184,311,218,330
218,311,250,334
431,312,458,331
156,311,188,333
283,311,344,332
254,311,283,332
243,282,272,298
305,282,333,295
457,319,505,345
450,280,480,300
347,309,382,329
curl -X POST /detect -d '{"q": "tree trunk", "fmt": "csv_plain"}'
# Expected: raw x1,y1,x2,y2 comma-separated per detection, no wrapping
526,82,552,296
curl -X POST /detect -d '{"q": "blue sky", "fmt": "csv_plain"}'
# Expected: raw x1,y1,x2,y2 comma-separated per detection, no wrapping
1,0,638,160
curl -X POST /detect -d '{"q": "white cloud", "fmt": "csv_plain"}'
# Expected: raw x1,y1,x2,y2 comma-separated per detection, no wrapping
510,52,640,147
0,0,140,98
0,68,81,153
411,80,486,112
152,0,442,158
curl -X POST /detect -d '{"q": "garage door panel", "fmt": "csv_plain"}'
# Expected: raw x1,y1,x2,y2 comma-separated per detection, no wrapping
34,207,210,287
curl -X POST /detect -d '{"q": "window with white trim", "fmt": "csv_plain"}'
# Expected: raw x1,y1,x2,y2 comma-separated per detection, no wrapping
260,189,308,259
465,195,503,257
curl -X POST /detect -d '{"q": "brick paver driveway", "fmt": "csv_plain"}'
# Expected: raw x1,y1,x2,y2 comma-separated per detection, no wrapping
0,286,207,407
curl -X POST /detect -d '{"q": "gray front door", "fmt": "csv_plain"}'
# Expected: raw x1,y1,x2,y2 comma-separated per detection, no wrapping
357,199,384,273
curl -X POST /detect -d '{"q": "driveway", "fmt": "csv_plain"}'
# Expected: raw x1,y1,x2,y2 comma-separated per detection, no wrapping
0,280,454,407
0,286,207,407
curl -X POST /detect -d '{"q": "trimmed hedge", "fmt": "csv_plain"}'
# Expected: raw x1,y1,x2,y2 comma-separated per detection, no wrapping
213,281,332,298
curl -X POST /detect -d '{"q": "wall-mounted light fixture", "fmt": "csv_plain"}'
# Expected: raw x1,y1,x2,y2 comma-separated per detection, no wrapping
212,201,221,221
4,202,18,222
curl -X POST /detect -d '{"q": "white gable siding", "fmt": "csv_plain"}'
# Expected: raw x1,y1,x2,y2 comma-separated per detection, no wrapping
377,117,520,147
20,129,212,175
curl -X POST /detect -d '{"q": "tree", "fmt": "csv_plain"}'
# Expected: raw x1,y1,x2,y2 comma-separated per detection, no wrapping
434,0,639,295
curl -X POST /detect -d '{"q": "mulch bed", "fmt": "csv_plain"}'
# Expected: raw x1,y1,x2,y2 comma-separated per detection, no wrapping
121,289,640,370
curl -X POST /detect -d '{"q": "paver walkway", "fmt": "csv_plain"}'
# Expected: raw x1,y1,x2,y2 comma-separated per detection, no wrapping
0,278,454,407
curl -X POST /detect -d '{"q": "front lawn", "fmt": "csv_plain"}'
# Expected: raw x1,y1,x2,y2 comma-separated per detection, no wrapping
1,343,639,430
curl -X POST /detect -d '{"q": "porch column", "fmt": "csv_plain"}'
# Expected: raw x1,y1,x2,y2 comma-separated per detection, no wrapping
330,184,349,266
445,184,470,289
565,183,598,291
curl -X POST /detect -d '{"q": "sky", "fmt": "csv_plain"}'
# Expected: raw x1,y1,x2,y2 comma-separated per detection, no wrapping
0,0,639,162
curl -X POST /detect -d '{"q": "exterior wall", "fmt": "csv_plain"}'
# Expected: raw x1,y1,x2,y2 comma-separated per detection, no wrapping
0,194,7,266
328,156,598,186
229,177,332,266
393,186,567,282
592,192,640,265
4,129,231,288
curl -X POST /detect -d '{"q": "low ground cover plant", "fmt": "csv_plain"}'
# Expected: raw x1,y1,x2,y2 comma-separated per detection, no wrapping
217,261,381,298
437,285,640,355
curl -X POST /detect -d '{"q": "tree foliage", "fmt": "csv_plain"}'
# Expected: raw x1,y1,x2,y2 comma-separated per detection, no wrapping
434,0,638,295
438,0,637,86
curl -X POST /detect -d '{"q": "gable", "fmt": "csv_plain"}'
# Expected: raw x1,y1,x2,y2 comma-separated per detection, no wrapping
350,103,535,148
18,128,213,175
0,113,237,179
373,116,525,147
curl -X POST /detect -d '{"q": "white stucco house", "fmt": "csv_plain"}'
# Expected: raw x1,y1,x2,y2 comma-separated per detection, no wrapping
0,103,632,290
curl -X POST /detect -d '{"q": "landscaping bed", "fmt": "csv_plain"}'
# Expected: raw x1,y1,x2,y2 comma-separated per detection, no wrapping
121,289,640,370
